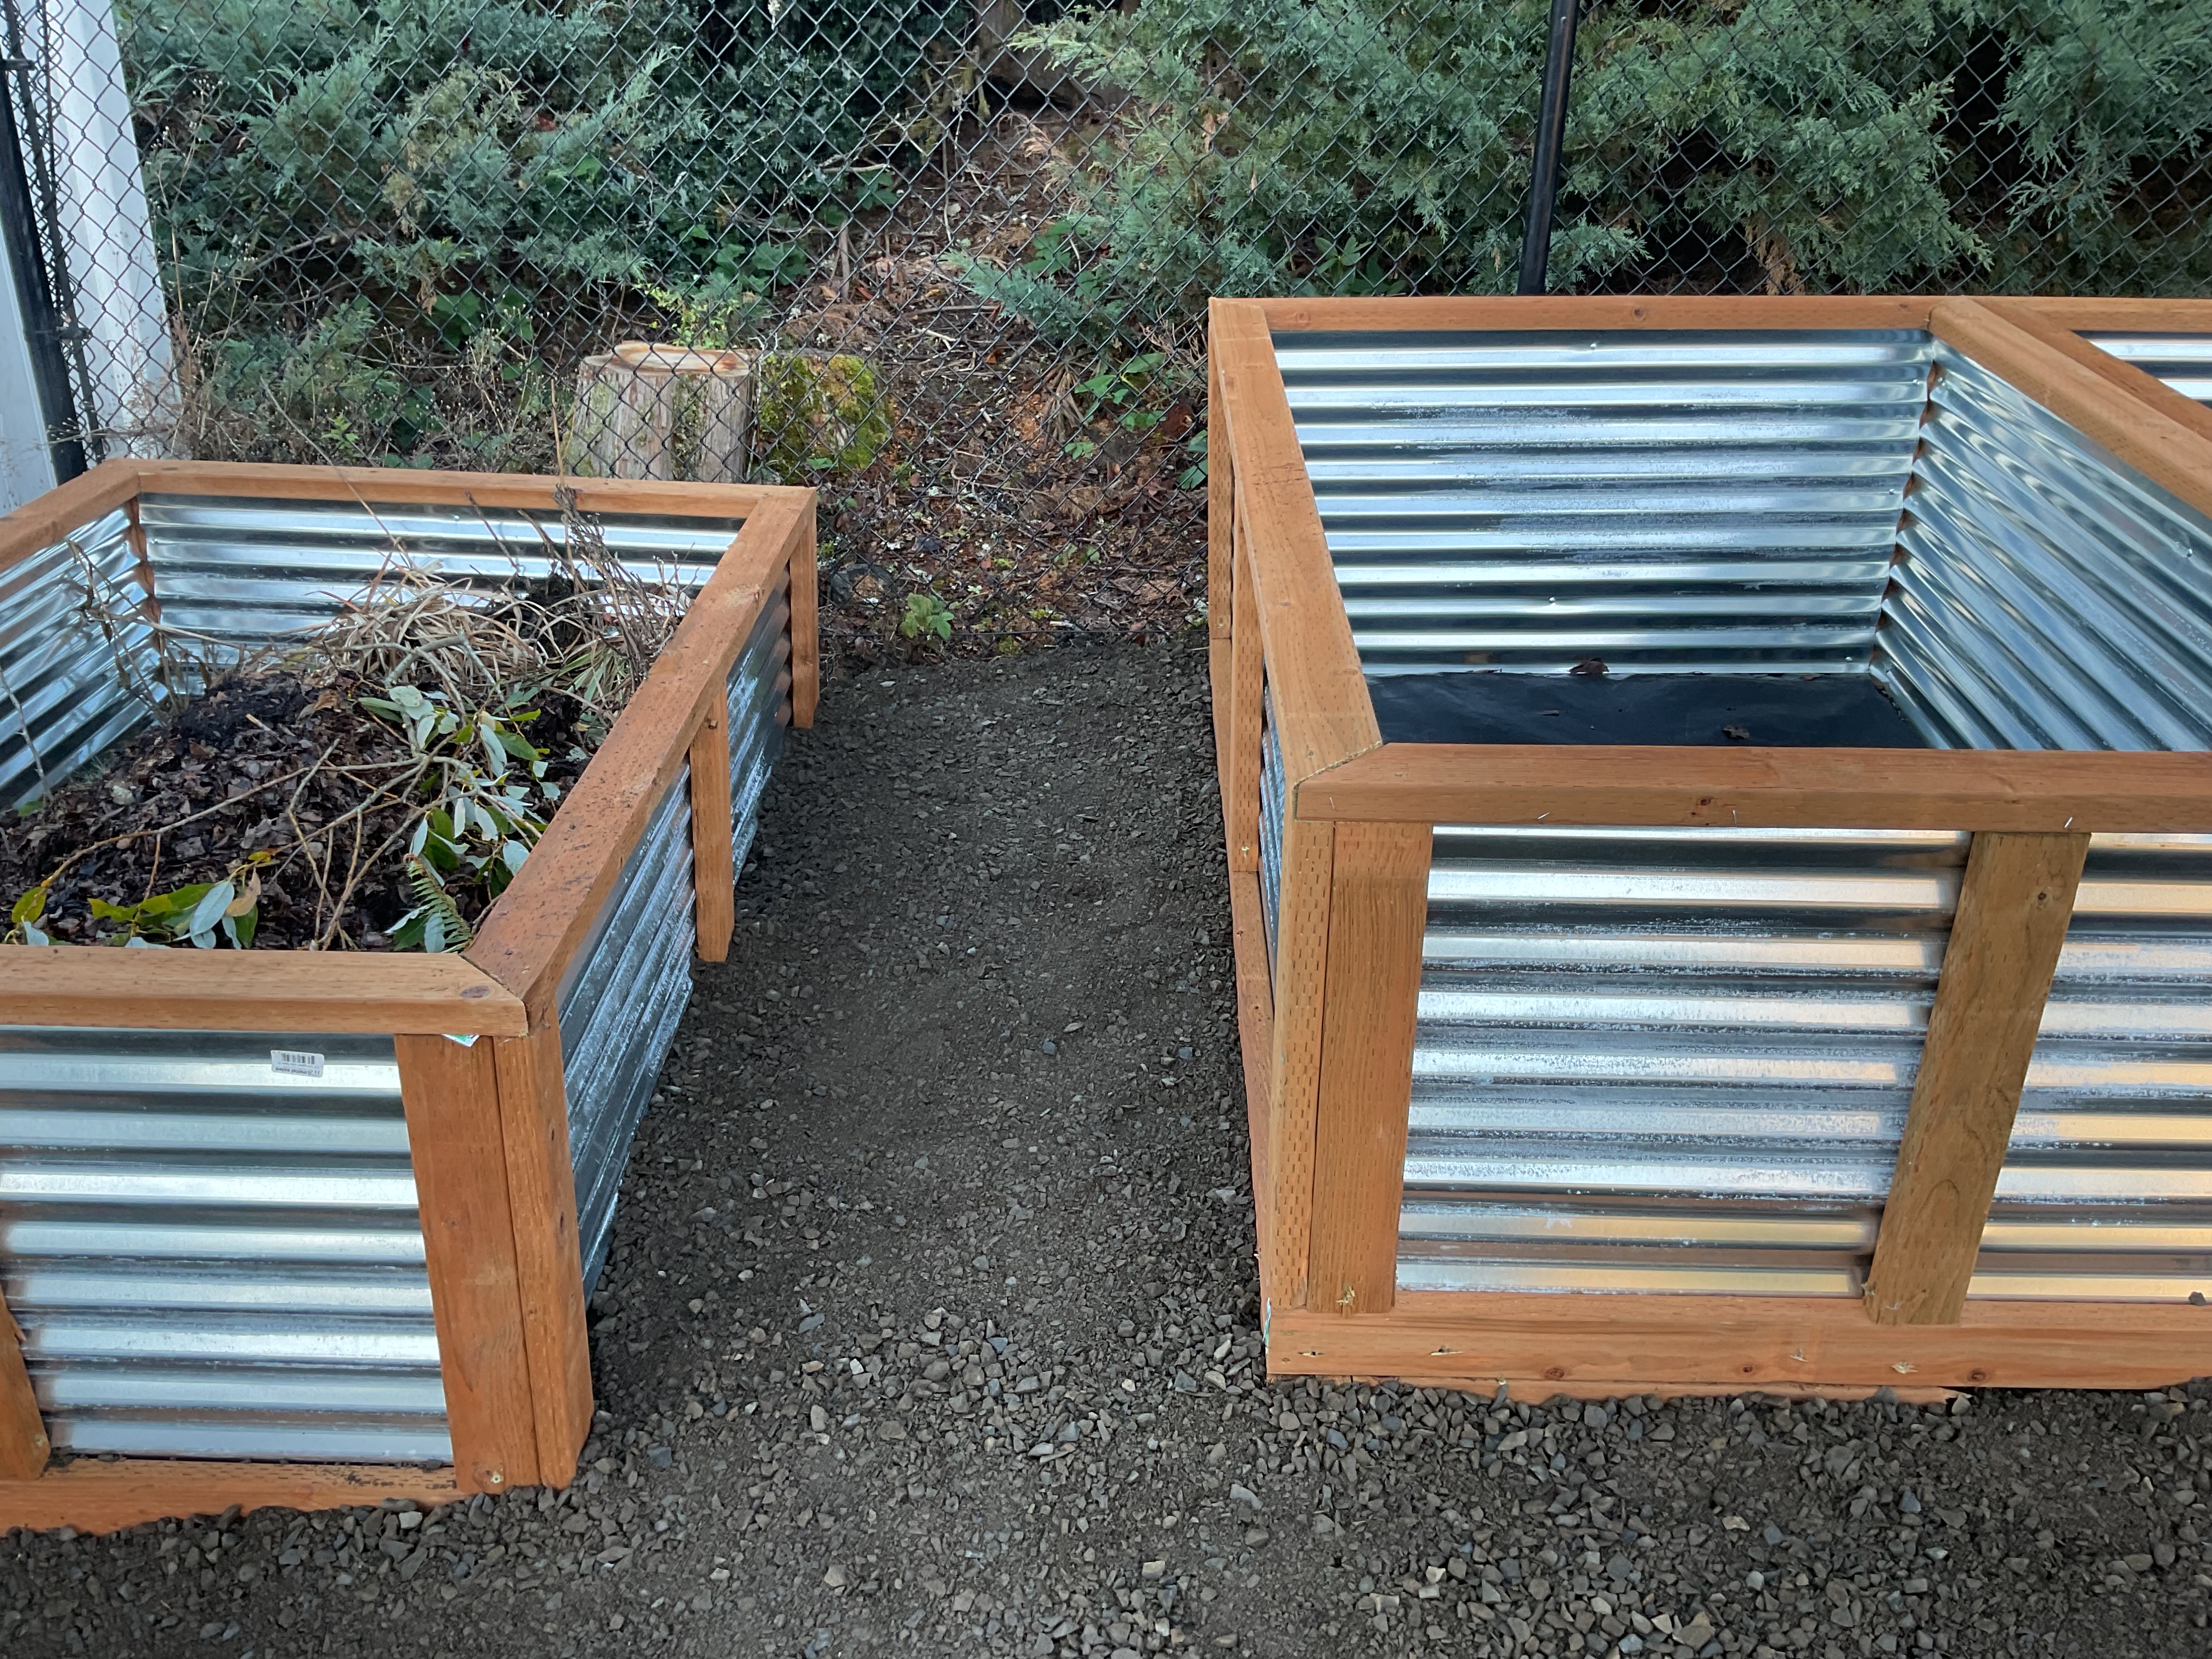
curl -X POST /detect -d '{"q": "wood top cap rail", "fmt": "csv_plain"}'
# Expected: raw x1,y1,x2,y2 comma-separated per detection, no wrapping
1294,742,2212,833
1254,294,1939,333
0,947,529,1034
1209,298,1379,783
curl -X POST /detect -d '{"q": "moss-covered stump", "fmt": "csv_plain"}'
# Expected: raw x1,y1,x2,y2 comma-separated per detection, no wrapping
756,352,893,477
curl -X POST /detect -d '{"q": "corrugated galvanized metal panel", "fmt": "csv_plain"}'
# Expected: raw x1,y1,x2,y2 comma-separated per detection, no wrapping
727,576,789,876
1258,689,1284,973
1400,825,2212,1300
0,509,162,810
558,770,698,1294
1881,345,2212,751
2085,334,2212,406
0,1028,448,1460
136,494,742,647
1272,330,1932,674
556,585,791,1293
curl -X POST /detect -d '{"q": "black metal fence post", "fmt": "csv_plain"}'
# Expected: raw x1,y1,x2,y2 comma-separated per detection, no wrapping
1516,0,1583,297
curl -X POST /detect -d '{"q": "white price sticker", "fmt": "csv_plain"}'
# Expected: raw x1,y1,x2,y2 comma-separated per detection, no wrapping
270,1049,326,1079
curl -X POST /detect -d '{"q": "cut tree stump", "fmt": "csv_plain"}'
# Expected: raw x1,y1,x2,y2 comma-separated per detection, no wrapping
572,343,754,483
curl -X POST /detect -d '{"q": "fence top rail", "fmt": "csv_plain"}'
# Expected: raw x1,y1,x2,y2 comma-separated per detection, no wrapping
1293,743,2212,834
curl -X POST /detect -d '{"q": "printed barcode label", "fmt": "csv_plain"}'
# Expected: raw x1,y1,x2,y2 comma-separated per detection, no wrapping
270,1049,325,1078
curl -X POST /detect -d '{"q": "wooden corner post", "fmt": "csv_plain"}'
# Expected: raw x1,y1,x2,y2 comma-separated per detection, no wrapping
1865,830,2090,1325
1306,822,1430,1317
396,1035,549,1494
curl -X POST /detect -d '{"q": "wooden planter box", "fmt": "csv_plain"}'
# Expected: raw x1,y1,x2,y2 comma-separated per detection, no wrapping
0,461,816,1531
1208,294,2212,1400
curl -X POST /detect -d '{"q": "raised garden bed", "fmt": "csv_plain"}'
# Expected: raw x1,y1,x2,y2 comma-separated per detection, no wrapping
0,461,815,1531
1208,294,2212,1399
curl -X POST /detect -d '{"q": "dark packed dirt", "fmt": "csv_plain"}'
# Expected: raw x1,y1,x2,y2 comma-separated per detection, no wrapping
5,642,2210,1659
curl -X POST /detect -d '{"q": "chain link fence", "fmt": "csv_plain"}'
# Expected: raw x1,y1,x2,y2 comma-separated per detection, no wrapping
3,0,2208,652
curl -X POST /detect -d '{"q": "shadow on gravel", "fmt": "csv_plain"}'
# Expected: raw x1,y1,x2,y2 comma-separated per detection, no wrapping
4,642,2209,1659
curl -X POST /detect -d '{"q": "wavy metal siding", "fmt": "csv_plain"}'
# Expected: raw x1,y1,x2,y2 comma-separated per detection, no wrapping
558,771,698,1294
0,1028,447,1460
136,494,743,647
1258,690,1285,972
1881,346,2212,751
728,576,789,877
0,509,160,810
2085,334,2212,407
1272,330,1931,675
1400,828,2212,1300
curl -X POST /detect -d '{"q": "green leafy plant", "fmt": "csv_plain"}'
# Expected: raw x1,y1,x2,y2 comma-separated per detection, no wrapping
6,883,51,946
899,591,955,643
1177,427,1208,491
360,684,556,951
86,855,272,949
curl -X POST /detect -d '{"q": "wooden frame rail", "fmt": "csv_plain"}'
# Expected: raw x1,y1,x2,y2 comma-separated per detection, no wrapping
1209,294,2212,1395
0,461,817,1528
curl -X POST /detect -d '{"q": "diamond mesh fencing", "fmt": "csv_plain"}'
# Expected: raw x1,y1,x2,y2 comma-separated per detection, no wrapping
2,0,2208,653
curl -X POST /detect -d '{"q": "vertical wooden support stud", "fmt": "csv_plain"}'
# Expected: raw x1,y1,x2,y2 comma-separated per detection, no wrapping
1263,816,1335,1312
1305,822,1432,1318
1865,830,2090,1326
0,1291,50,1480
397,1035,543,1494
689,708,736,963
788,510,819,729
490,1022,594,1486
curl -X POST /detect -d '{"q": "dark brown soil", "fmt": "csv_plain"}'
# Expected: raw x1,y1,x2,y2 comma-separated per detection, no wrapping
3,642,2208,1659
0,672,589,951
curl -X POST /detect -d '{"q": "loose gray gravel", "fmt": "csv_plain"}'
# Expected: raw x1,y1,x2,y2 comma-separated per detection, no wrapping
5,641,2211,1659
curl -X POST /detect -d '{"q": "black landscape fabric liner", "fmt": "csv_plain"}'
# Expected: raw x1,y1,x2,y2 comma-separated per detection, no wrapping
1367,671,1931,749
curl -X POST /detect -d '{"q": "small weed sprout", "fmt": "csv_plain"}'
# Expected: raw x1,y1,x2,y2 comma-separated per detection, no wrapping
900,591,955,643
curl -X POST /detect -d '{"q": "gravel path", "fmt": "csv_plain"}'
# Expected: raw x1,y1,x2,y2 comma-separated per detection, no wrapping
5,642,2210,1659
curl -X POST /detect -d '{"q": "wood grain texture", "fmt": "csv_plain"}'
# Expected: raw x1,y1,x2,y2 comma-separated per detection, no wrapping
1295,743,2212,833
1989,297,2212,334
1226,518,1264,874
1211,301,1379,786
1205,307,1234,645
1262,814,1335,1314
131,459,797,520
0,947,529,1034
1226,865,1277,1296
0,1291,48,1480
688,705,737,962
490,1022,593,1487
467,494,804,1020
787,506,819,728
1258,295,1936,334
1865,832,2090,1327
1268,1290,2212,1393
1981,298,2212,447
1932,297,2212,524
1306,822,1430,1318
396,1035,541,1495
0,1462,463,1536
0,459,141,575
